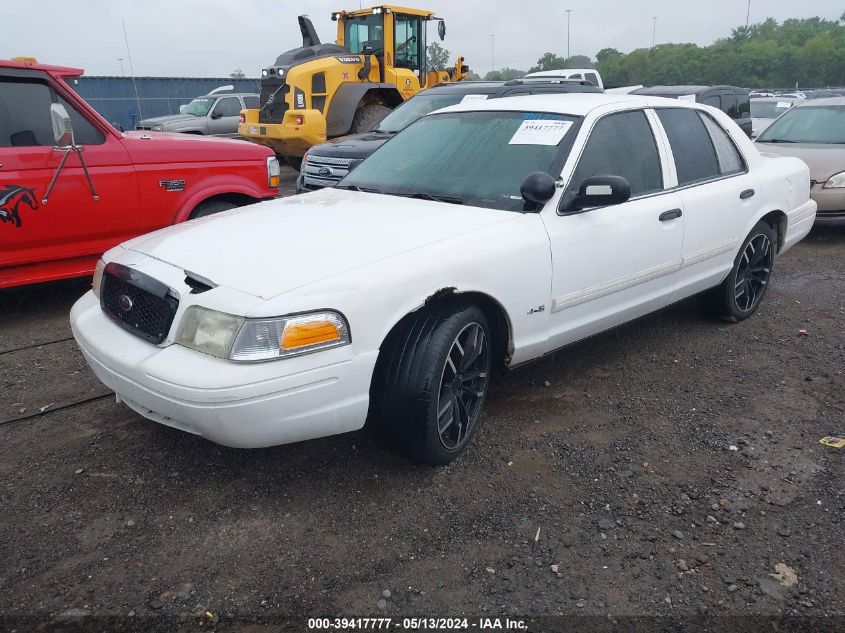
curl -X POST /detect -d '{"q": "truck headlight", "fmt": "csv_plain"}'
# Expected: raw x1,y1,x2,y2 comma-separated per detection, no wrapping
175,307,349,362
267,156,281,189
92,259,106,298
823,171,845,189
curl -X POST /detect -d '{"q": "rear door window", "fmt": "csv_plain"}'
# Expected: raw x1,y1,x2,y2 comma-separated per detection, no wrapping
584,72,599,85
700,95,721,109
656,108,720,185
243,96,259,109
721,93,738,118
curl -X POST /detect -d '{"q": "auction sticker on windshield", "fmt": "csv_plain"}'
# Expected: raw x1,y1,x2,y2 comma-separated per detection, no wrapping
509,119,573,145
460,94,489,103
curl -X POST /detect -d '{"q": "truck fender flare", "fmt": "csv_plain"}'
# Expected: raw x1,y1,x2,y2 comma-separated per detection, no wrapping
173,179,267,223
325,83,402,136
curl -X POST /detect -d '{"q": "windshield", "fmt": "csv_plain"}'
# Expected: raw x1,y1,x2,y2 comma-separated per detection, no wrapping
751,100,793,119
182,97,215,117
344,14,384,54
376,93,484,133
341,110,580,212
757,105,845,143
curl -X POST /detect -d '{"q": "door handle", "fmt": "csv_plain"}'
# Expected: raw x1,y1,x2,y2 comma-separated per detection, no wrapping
659,208,682,222
740,189,755,199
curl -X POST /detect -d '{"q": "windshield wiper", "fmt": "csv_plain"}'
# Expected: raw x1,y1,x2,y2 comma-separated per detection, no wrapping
761,138,797,143
335,184,382,193
409,192,464,205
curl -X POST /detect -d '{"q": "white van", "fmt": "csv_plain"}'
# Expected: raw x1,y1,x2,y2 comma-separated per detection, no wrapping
525,68,603,90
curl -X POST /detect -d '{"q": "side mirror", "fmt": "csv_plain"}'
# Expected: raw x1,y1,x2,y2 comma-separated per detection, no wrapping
210,110,223,119
520,171,557,209
438,20,446,41
50,103,74,147
111,122,125,133
561,175,631,213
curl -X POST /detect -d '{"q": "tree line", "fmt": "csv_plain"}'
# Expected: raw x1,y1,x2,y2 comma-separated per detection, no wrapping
428,14,845,89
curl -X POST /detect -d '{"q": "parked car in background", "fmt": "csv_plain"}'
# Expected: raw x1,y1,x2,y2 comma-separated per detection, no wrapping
750,96,796,138
525,69,604,90
631,85,752,137
0,58,279,288
756,97,845,224
298,78,602,192
136,88,259,137
71,93,815,465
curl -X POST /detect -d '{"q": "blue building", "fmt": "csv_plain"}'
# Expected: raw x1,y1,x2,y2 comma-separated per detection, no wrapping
70,76,260,131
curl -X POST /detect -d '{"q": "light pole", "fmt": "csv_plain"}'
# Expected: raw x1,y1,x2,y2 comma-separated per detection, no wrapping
490,34,495,74
745,0,751,27
118,57,125,77
652,17,657,48
566,9,572,59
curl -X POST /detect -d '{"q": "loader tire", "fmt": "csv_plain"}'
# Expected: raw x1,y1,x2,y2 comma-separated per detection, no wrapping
349,104,392,134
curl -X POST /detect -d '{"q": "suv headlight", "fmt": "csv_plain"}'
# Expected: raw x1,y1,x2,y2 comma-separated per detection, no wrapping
823,171,845,189
152,124,163,131
175,307,349,362
267,156,281,189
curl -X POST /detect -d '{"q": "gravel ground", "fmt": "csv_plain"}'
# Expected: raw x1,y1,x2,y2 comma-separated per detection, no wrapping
0,196,842,631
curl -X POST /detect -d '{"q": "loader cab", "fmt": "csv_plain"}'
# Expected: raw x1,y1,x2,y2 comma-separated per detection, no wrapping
337,7,436,91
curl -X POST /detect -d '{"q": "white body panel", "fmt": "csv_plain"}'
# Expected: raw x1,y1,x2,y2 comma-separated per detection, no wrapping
71,94,816,448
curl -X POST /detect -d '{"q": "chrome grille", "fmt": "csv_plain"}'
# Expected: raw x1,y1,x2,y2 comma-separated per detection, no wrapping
300,155,357,190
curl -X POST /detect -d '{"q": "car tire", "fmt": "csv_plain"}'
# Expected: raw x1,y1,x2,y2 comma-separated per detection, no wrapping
698,220,776,322
350,104,392,134
376,303,492,465
189,200,238,219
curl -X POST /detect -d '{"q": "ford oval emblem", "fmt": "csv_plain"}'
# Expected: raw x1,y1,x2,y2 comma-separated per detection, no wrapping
318,166,333,177
118,294,134,312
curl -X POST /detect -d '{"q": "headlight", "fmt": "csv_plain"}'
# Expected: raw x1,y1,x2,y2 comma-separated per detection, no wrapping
823,171,845,189
175,307,349,362
267,156,281,189
152,124,163,131
92,258,106,298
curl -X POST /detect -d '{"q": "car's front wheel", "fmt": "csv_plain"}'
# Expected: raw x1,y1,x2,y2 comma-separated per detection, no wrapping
377,303,492,465
699,220,776,321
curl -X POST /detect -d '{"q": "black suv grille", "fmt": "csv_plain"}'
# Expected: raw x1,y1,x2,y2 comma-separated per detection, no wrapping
101,264,178,344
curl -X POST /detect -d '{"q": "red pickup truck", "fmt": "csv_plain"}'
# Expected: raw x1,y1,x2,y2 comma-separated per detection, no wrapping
0,58,280,288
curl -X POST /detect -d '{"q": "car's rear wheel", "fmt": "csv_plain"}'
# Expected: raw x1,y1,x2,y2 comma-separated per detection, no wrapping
699,220,776,321
377,303,492,465
189,199,237,219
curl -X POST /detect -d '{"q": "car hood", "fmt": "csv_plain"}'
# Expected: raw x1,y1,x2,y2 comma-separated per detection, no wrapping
308,132,393,159
120,188,518,299
755,142,845,181
119,130,272,163
137,114,201,127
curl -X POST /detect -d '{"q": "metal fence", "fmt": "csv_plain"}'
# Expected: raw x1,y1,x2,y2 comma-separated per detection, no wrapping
69,76,261,131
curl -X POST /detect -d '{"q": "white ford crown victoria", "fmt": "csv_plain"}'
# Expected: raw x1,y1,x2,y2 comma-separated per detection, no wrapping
71,94,816,464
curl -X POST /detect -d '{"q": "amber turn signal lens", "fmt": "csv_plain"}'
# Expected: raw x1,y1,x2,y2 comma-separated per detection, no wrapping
268,175,280,188
281,321,341,349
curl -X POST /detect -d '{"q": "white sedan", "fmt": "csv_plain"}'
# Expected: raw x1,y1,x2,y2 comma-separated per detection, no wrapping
71,94,816,465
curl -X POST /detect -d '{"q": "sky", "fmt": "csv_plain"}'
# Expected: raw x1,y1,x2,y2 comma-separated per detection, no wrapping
4,1,843,78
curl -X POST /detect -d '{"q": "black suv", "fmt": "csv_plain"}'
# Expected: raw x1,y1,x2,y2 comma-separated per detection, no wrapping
630,85,752,137
297,79,603,192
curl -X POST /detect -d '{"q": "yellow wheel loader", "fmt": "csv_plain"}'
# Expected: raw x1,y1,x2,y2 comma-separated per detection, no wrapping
238,5,470,168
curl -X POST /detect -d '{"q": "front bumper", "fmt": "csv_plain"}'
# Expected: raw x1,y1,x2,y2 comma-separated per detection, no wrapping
810,184,845,225
70,291,378,448
238,108,327,158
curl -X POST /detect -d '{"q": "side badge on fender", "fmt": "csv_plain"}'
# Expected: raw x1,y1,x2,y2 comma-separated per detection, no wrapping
159,179,186,192
527,305,545,315
0,185,39,228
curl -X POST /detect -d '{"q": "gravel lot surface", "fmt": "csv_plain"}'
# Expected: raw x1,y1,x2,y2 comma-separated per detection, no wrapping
1,181,842,630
